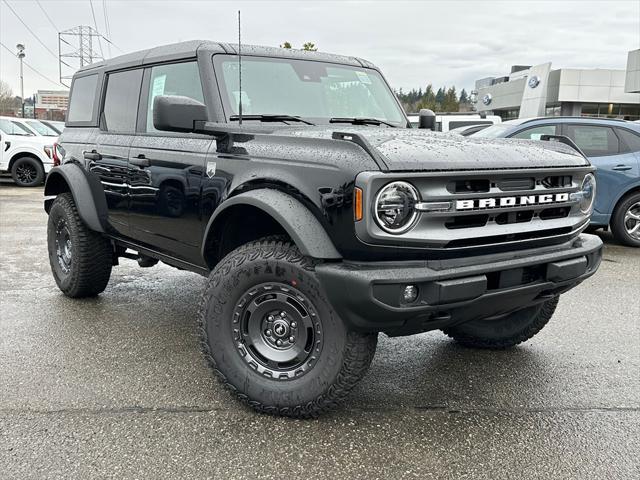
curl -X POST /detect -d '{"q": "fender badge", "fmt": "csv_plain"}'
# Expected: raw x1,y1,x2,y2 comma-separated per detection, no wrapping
206,161,217,178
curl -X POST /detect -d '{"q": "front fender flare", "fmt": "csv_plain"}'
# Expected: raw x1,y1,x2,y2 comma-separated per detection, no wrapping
203,189,342,260
44,163,108,233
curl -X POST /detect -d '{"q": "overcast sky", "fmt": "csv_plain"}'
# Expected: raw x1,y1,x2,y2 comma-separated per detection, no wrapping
1,0,639,97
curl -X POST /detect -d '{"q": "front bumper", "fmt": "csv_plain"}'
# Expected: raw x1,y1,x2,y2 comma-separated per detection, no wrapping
316,234,603,336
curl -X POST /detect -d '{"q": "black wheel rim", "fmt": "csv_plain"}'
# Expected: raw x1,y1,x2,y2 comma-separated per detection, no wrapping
55,219,73,274
16,163,37,184
232,283,323,380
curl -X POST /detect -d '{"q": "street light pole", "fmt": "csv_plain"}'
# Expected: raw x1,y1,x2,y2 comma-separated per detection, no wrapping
16,44,25,118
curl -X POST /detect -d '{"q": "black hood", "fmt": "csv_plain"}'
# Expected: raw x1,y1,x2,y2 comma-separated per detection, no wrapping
278,126,589,171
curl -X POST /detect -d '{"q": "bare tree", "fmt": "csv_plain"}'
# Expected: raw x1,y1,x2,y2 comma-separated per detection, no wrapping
0,80,21,115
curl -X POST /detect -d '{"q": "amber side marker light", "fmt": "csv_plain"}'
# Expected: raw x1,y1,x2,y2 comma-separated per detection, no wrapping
354,187,363,221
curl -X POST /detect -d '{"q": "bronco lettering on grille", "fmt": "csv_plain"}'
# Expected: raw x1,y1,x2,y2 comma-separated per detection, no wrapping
456,193,570,210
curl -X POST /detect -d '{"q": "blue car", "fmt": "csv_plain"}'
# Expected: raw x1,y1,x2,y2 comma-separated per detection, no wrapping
474,117,640,246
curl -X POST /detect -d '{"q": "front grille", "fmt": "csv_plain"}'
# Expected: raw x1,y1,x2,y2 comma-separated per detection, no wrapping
356,166,593,251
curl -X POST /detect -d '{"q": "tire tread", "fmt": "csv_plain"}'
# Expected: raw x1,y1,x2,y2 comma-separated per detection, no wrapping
198,237,377,418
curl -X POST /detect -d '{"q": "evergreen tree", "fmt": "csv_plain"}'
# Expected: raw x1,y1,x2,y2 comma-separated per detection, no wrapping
280,41,292,49
435,87,445,105
443,86,459,112
459,88,469,104
302,42,317,51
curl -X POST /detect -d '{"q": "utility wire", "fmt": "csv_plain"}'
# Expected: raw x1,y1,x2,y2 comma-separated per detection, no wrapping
102,0,112,57
88,0,105,58
35,0,59,32
0,41,65,88
1,0,60,61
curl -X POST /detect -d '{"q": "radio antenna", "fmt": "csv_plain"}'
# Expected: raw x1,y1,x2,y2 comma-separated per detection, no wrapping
237,10,243,125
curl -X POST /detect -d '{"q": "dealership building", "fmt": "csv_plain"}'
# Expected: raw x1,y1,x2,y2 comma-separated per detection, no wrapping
473,49,640,120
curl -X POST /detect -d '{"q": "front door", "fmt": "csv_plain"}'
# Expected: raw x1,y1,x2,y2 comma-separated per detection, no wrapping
126,61,212,265
88,68,143,237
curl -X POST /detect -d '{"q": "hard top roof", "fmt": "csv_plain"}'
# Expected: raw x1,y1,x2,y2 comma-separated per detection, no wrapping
75,40,376,75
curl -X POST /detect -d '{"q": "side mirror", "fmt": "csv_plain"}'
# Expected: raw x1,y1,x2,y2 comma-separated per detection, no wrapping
153,95,208,133
418,109,436,130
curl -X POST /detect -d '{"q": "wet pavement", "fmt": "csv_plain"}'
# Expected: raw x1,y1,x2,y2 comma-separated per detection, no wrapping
1,182,638,479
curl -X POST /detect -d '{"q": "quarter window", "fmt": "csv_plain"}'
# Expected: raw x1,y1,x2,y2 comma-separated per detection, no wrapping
511,125,558,139
67,74,98,123
103,69,143,133
565,125,619,157
146,62,204,132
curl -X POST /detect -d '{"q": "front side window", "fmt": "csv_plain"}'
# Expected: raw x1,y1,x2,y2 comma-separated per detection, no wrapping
0,119,33,135
213,55,405,125
616,128,640,153
511,124,558,140
565,125,619,157
67,74,98,123
146,62,204,133
102,69,143,133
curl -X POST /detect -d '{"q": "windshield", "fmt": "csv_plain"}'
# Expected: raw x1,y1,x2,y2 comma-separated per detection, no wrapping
0,119,34,135
25,120,58,136
214,55,406,126
471,124,512,138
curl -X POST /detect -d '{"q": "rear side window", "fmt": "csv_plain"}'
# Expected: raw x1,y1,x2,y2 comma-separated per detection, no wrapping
145,62,204,132
511,124,558,139
565,125,619,156
616,128,640,153
102,69,143,133
67,74,98,123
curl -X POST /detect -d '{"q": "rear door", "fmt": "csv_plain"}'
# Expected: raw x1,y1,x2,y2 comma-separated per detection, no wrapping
88,68,143,237
562,123,639,217
127,61,213,264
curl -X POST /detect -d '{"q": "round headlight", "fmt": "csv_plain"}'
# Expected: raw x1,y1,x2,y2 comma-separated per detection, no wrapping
374,181,419,233
579,173,596,214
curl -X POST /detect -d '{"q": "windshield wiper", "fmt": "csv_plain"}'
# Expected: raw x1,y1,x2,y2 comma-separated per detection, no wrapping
229,114,315,125
329,117,397,128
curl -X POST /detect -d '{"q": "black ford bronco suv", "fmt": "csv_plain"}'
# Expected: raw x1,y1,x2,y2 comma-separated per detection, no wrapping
45,41,603,417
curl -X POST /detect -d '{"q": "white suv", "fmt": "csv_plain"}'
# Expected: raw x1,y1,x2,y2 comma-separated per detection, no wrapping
0,117,55,187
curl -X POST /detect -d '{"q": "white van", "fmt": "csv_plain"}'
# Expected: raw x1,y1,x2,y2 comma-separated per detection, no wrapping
407,113,501,132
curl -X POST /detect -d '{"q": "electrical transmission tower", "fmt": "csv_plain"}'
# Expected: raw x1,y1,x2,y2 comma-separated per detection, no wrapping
58,26,104,87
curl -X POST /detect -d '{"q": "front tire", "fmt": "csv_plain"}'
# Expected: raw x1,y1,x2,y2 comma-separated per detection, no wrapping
199,238,378,418
47,193,113,297
442,297,559,349
610,192,640,247
11,157,44,187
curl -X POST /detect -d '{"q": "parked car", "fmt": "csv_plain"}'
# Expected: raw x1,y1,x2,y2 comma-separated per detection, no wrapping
447,123,491,136
2,116,59,138
407,112,501,132
0,118,55,186
45,40,602,417
472,117,640,246
40,120,66,134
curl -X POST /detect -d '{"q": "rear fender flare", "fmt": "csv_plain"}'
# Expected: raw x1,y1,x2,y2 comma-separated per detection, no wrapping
44,163,108,233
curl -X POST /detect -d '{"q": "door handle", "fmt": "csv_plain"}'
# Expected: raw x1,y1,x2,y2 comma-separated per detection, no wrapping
612,165,632,171
130,154,150,167
84,151,101,161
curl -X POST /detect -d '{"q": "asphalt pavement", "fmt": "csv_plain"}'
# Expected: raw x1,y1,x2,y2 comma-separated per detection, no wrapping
0,182,638,479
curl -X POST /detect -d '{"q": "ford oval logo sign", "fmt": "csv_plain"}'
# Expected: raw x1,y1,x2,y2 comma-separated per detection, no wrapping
482,93,492,106
528,75,541,89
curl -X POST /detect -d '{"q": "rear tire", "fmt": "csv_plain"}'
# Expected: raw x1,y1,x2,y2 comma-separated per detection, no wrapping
47,193,113,297
610,192,640,247
442,297,559,349
199,238,378,418
11,157,44,187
